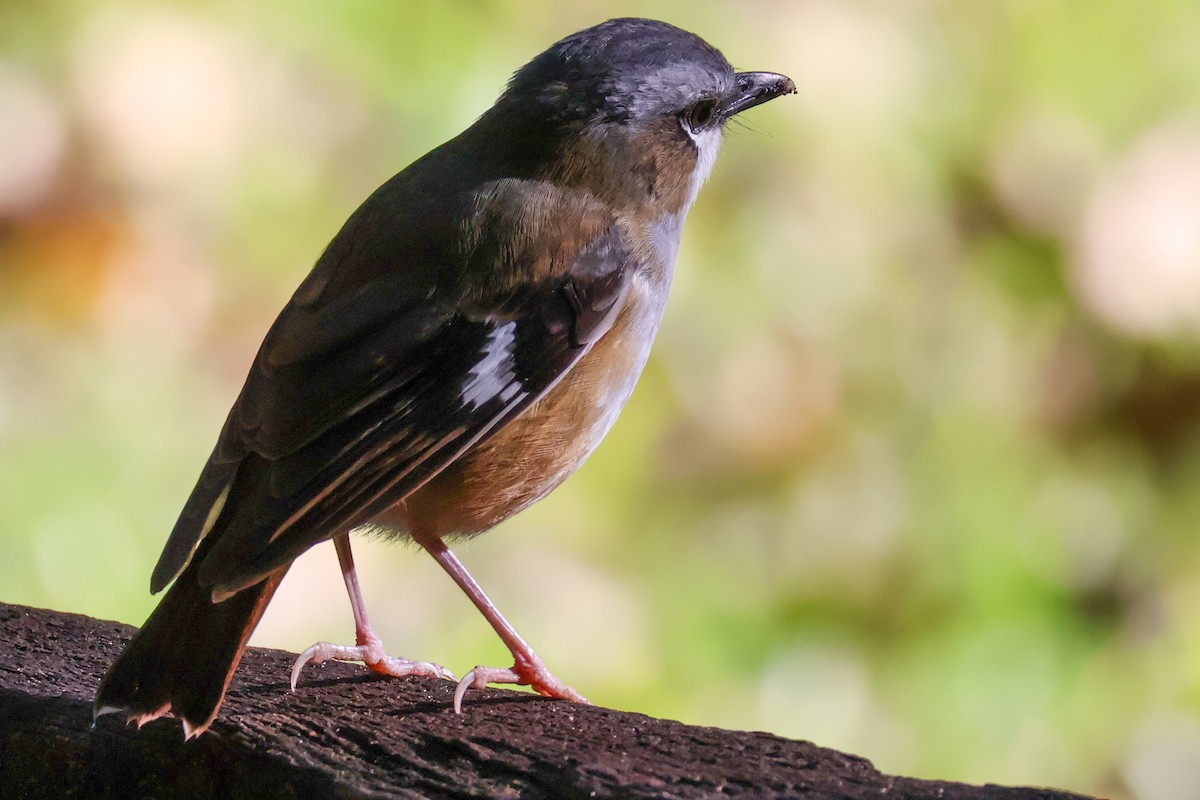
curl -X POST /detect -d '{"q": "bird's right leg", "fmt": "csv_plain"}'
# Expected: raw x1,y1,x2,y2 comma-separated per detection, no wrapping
290,531,455,689
412,527,588,713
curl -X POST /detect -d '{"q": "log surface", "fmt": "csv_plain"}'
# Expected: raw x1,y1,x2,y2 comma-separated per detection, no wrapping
0,602,1096,799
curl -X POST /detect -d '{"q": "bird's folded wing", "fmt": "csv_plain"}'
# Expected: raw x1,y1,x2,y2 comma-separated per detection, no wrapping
151,182,635,596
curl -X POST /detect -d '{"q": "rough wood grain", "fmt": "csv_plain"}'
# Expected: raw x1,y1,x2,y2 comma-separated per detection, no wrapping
0,602,1096,799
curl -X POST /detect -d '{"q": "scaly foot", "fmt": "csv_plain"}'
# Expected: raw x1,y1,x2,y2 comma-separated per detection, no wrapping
291,631,455,690
453,652,588,713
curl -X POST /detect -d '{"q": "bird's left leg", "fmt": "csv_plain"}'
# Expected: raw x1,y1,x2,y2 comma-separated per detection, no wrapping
413,528,589,713
290,531,455,689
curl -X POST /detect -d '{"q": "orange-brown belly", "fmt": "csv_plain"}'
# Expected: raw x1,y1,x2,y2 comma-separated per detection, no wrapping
380,274,665,539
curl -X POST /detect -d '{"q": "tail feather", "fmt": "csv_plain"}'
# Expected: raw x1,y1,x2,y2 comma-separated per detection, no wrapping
94,551,287,737
150,455,239,594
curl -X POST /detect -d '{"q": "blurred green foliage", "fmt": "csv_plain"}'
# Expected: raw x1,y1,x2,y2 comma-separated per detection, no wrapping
3,2,1200,798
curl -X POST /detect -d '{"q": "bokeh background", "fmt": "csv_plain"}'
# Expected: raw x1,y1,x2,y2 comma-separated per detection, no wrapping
3,1,1200,797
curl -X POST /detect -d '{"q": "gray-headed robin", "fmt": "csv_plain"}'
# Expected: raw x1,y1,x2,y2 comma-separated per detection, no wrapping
94,17,794,737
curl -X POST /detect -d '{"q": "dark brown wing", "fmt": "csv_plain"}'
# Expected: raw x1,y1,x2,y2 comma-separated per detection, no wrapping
151,180,634,597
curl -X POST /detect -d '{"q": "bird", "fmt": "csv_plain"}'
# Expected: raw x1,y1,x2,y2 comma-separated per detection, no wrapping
93,16,795,738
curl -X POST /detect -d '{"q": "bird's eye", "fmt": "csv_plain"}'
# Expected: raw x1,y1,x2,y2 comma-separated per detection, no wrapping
683,99,718,133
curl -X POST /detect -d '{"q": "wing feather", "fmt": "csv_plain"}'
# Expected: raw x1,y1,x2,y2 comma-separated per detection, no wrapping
152,179,635,597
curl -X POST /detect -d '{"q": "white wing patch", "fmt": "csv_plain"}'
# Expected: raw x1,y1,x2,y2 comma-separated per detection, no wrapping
461,321,522,409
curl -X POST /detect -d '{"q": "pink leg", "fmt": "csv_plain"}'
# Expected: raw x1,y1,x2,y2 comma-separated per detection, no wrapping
290,532,455,689
413,529,588,713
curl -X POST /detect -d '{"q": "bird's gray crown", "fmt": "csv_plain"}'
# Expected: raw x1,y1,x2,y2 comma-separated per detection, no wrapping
504,18,735,126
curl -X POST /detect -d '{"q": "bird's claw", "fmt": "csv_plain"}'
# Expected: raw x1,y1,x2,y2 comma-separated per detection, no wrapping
291,638,455,690
453,658,588,713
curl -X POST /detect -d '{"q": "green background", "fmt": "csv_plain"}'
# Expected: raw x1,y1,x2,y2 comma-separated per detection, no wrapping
3,2,1200,798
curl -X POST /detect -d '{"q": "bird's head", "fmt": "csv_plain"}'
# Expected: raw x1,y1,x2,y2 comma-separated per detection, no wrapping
483,18,795,215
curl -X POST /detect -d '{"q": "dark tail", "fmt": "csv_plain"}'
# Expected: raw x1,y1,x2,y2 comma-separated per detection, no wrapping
94,547,287,738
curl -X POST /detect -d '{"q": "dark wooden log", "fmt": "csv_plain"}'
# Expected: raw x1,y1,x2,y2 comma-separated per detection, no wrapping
0,602,1095,799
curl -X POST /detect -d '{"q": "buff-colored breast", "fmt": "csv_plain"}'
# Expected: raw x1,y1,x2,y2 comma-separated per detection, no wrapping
381,267,667,540
372,120,712,541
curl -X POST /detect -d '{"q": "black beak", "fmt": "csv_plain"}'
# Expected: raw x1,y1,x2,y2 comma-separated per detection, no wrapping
723,72,796,117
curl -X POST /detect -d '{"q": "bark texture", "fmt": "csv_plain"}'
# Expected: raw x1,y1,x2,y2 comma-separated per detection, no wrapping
0,603,1096,799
